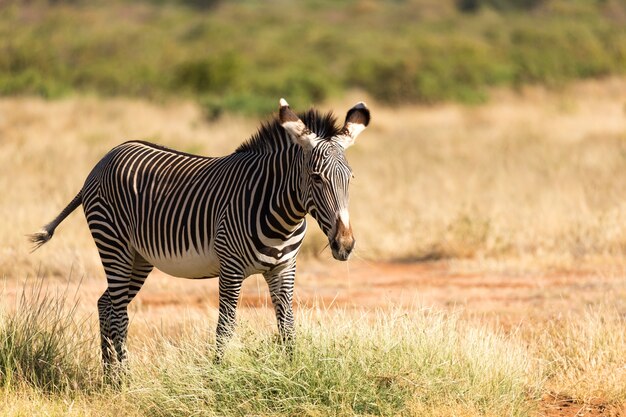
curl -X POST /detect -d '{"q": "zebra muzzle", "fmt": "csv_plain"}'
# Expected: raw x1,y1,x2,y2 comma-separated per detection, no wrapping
330,218,355,261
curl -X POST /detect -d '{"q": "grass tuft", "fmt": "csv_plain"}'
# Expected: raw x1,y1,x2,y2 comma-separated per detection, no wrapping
125,308,537,416
0,279,99,393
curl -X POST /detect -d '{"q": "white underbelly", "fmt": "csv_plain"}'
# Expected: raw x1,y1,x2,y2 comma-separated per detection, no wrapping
142,248,220,279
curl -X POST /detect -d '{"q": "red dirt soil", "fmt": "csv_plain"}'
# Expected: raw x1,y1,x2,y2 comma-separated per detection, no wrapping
133,259,626,327
540,393,625,417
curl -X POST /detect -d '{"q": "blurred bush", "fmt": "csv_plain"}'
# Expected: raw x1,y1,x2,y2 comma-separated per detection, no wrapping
457,0,546,13
0,0,625,115
173,54,242,94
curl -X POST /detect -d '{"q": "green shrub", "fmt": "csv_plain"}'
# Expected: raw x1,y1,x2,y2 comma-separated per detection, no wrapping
200,92,276,120
172,53,242,94
0,0,626,113
510,23,614,85
351,58,419,103
457,0,547,13
351,37,503,104
0,70,68,98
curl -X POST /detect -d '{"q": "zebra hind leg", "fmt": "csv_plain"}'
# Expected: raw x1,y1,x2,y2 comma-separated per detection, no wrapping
127,253,153,305
102,271,132,364
91,237,134,378
97,282,131,385
109,253,154,362
98,253,152,383
97,290,114,367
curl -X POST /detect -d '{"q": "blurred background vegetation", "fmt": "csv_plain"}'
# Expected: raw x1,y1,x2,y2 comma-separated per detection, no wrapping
1,0,625,117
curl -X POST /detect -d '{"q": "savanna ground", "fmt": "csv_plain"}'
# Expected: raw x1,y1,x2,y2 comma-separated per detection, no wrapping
1,78,626,416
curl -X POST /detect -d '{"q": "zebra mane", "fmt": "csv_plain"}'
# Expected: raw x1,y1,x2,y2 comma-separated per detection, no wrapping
236,109,342,154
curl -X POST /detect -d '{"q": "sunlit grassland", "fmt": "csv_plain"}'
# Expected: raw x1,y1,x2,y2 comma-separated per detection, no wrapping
1,78,626,416
2,78,626,280
2,2,626,416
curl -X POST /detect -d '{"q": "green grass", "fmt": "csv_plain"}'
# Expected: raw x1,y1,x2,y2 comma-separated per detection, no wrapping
0,280,100,393
1,0,626,114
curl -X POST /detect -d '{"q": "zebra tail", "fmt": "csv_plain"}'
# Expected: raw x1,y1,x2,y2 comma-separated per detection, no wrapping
28,191,83,252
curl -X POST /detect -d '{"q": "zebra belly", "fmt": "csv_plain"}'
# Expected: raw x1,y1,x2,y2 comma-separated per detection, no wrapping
141,248,221,279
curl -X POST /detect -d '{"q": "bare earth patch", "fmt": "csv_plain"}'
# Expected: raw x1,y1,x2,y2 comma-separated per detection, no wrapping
122,259,626,325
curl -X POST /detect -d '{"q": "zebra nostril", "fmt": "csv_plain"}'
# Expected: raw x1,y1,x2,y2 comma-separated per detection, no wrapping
330,240,340,252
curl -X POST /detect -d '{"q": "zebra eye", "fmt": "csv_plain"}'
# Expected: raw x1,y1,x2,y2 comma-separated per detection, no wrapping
311,173,323,184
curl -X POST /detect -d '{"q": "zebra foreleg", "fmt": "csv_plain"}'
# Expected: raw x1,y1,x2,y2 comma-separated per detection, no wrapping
214,266,244,362
264,263,296,348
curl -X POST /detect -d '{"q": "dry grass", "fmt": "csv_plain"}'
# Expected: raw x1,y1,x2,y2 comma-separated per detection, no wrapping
349,79,626,264
2,78,626,281
531,307,626,405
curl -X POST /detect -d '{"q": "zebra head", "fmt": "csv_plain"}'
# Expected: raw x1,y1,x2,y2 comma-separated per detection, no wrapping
279,99,370,261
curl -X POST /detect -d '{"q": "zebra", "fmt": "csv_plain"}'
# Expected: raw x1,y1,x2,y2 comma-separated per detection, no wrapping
30,98,370,366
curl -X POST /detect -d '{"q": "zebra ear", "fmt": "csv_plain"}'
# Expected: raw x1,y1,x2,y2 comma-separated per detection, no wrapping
279,98,319,149
336,102,370,149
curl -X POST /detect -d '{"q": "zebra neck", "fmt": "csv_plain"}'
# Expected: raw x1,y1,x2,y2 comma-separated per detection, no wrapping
257,149,307,240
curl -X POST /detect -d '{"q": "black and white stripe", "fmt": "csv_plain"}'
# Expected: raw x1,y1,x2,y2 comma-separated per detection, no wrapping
30,99,370,367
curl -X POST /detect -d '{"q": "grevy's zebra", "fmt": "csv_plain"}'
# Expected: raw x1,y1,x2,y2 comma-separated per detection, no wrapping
30,99,370,366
